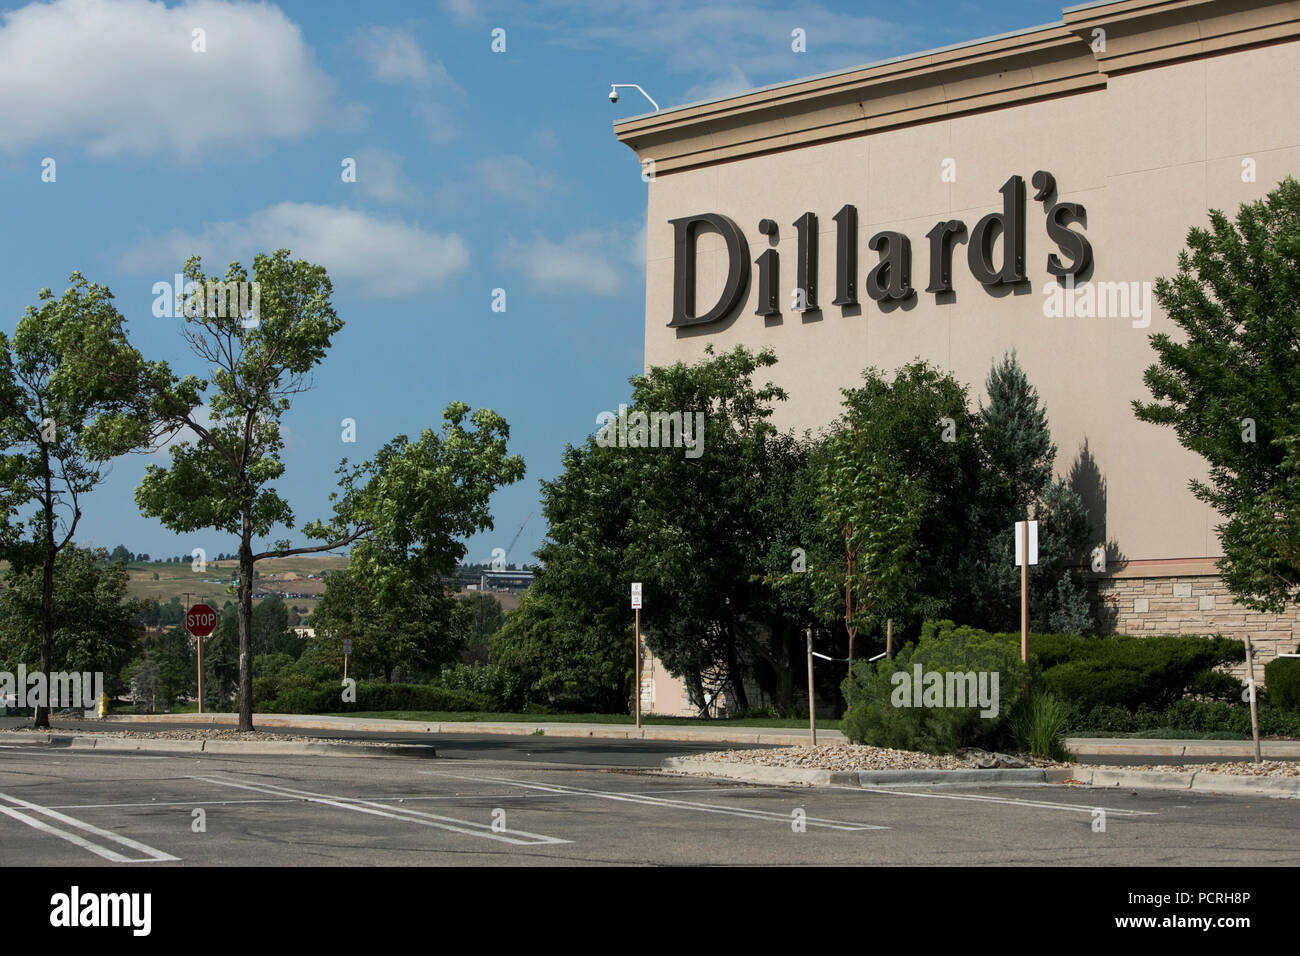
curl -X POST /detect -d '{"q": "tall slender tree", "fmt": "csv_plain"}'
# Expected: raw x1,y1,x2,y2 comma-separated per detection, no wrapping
0,275,156,728
138,251,525,730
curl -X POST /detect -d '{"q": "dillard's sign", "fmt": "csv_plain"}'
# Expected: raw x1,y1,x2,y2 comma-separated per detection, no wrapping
668,170,1092,328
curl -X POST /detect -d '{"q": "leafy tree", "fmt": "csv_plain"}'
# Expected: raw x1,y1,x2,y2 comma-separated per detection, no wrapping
0,275,157,727
490,591,627,712
136,251,525,730
459,591,505,665
109,544,132,564
0,546,145,697
1134,176,1300,613
311,567,469,682
819,361,983,651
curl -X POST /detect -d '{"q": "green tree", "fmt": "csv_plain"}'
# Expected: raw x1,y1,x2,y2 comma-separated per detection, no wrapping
1134,176,1300,613
959,352,1093,633
459,591,505,665
490,591,627,712
0,546,145,697
311,567,468,682
0,276,157,727
818,361,984,655
136,251,525,730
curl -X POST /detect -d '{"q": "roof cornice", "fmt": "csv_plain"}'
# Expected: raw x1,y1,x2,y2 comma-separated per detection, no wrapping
614,0,1300,176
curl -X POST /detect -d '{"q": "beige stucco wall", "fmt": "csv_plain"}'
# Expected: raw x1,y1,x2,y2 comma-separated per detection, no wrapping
640,39,1300,567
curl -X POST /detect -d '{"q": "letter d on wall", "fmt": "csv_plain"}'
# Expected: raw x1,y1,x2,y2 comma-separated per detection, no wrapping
668,213,750,328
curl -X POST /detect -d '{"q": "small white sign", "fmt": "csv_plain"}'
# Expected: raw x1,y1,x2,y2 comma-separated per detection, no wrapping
342,639,353,656
631,582,642,609
1014,520,1039,566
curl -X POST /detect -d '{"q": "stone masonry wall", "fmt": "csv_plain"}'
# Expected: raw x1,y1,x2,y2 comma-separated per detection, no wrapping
1096,575,1299,684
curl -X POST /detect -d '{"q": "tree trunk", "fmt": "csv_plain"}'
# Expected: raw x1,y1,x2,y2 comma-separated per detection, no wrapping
237,525,255,732
33,470,56,730
725,625,749,712
776,623,794,713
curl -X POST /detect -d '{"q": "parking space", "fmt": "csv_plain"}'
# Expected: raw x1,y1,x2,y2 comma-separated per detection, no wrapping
1,745,1298,866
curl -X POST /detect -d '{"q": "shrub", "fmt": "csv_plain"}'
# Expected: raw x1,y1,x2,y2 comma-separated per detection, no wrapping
841,621,1029,754
256,680,489,714
1264,655,1300,712
1031,633,1244,711
437,663,522,711
1009,693,1074,760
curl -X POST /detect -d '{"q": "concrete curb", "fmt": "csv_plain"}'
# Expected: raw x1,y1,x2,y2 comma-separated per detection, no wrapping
662,757,1049,788
662,757,1300,797
102,713,846,746
1066,767,1300,798
0,732,436,759
1064,737,1300,758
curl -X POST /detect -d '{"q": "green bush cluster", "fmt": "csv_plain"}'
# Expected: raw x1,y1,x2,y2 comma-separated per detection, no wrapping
437,662,524,711
1068,699,1300,736
1263,656,1300,712
840,621,1265,754
253,676,489,714
1028,633,1244,711
840,622,1029,754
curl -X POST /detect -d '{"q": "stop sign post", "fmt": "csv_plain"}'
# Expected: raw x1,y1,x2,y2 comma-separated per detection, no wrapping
187,604,216,714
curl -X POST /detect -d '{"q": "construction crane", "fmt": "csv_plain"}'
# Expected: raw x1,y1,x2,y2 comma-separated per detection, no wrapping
503,512,533,566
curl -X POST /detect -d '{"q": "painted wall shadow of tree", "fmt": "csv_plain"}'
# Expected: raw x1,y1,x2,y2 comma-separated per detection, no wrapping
1069,438,1128,634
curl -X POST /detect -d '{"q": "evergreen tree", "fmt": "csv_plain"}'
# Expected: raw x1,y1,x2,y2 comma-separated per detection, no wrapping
959,352,1093,633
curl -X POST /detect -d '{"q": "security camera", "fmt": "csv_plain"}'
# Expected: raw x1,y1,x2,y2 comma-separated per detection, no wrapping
609,87,619,103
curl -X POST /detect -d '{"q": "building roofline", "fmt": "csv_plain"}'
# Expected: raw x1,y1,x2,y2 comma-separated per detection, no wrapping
614,0,1300,176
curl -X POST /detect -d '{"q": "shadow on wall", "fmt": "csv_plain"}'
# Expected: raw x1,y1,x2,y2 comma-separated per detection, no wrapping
1070,437,1127,634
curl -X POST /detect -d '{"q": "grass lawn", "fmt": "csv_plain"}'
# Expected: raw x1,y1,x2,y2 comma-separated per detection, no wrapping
341,710,841,729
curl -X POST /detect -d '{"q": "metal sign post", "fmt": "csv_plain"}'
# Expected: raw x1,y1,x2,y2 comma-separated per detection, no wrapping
343,638,352,682
1245,636,1261,764
806,628,816,746
1014,520,1039,664
631,583,643,729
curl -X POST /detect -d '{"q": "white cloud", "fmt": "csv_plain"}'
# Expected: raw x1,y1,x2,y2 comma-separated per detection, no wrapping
473,155,564,206
354,148,410,204
499,228,629,297
525,2,910,108
121,202,470,298
441,0,481,26
683,65,753,104
0,0,333,158
355,25,458,90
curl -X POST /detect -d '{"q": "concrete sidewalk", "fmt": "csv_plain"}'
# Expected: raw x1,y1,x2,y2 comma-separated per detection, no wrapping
97,714,1300,756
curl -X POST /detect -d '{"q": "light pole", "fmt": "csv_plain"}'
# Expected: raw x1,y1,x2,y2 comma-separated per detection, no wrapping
609,84,660,111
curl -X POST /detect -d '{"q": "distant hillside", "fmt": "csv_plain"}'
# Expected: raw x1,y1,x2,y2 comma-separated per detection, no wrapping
123,554,349,612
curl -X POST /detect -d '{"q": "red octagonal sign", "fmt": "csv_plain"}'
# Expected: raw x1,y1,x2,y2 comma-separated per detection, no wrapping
186,604,217,638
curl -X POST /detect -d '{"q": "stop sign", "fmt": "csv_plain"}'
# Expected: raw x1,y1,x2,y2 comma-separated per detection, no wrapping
186,603,217,637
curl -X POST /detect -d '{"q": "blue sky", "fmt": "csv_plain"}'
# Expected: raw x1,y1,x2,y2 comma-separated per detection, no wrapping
0,0,1066,566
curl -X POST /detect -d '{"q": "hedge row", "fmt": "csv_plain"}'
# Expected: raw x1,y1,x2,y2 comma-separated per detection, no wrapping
253,675,491,714
1069,699,1300,737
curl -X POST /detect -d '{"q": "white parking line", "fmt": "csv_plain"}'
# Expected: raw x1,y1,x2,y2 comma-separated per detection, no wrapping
191,775,570,846
0,792,179,863
420,770,887,831
849,786,1158,816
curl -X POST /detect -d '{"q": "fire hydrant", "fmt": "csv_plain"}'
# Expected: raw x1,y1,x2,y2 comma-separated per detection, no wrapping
97,692,110,719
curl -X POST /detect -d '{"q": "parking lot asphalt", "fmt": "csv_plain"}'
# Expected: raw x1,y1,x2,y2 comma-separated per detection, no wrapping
2,743,1297,866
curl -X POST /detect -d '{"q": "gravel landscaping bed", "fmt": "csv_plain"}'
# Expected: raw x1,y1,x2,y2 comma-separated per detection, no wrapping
1089,760,1300,777
682,743,1069,772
